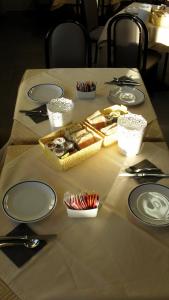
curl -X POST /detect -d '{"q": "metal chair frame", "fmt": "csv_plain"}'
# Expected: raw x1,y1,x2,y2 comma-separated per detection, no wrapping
107,13,148,74
45,20,92,68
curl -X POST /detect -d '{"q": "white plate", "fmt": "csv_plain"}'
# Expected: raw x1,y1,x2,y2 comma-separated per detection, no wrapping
128,183,169,227
2,181,57,223
27,83,64,104
108,86,145,107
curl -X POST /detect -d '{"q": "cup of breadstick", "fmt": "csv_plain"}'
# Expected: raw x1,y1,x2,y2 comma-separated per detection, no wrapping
76,81,96,100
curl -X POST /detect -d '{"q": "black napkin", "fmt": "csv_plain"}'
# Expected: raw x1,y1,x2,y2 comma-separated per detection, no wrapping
126,159,163,184
1,224,47,267
24,104,48,124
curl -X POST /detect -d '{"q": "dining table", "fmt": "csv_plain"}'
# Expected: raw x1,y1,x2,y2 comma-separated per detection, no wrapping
10,68,163,145
97,1,169,69
0,67,169,300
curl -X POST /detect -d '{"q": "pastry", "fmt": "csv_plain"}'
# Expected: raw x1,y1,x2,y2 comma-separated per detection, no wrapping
86,111,106,130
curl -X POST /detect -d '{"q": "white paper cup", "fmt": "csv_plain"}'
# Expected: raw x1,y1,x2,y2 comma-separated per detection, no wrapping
47,97,74,130
117,113,147,156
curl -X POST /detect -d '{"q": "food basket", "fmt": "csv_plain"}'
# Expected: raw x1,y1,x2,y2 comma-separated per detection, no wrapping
85,105,128,147
39,123,103,171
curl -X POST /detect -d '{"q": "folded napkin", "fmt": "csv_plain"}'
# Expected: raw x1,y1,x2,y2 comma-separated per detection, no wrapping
126,159,163,184
1,224,46,267
23,104,48,124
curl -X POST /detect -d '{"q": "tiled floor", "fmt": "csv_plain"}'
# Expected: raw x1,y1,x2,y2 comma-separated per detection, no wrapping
0,9,168,148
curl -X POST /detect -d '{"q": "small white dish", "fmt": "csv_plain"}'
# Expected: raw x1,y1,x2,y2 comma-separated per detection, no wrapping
27,83,64,104
108,86,145,107
66,207,98,218
128,183,169,227
125,6,139,15
76,90,96,100
2,180,57,223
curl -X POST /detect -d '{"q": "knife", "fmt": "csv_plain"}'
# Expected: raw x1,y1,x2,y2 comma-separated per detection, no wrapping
19,110,47,117
119,173,169,178
0,234,57,241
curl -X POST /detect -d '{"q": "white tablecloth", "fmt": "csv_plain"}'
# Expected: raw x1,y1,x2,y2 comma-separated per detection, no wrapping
0,141,169,300
12,68,156,143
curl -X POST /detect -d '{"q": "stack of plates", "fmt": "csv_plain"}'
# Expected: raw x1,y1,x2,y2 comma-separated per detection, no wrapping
128,183,169,227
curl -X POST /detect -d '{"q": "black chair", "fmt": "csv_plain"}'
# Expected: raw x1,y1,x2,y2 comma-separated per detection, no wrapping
45,20,91,68
98,0,121,24
107,13,161,81
81,0,104,64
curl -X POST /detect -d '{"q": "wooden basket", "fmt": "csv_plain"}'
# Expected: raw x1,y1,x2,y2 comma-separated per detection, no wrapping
85,105,128,147
39,123,103,171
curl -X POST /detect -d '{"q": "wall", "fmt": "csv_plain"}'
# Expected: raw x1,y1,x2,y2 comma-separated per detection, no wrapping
0,0,34,12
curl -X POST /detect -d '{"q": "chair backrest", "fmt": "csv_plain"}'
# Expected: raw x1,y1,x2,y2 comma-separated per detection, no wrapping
81,0,99,31
45,20,91,68
107,13,148,73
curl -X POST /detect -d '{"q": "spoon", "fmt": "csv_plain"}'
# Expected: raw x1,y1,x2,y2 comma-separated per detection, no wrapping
0,238,40,249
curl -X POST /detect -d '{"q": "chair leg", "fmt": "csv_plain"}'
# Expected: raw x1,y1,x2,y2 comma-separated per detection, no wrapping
93,42,98,65
162,53,168,83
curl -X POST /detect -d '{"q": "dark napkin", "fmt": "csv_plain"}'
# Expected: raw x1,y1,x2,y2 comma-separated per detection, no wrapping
22,104,48,123
1,224,47,267
125,159,163,184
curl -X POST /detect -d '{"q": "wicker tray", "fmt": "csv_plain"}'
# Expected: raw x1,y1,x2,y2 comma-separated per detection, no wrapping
85,105,128,147
149,10,169,27
39,123,103,171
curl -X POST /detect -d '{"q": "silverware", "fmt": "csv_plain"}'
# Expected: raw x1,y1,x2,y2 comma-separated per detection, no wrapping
105,77,141,86
0,234,57,241
19,110,47,117
125,167,161,173
119,172,169,178
0,238,40,249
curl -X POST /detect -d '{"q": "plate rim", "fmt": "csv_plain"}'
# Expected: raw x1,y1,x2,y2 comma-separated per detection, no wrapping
27,83,64,103
2,180,57,223
108,86,145,107
128,183,169,227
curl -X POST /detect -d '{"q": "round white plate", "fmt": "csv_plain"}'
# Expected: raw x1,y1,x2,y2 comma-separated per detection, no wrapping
2,181,57,223
128,183,169,227
108,86,145,107
27,83,64,104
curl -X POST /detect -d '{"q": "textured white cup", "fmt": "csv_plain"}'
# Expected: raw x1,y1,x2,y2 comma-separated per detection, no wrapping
47,97,74,130
117,113,147,156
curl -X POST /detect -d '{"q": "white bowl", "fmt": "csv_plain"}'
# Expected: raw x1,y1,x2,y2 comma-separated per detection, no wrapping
66,207,98,218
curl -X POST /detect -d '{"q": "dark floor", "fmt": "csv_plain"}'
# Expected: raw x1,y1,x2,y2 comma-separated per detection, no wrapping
0,8,169,148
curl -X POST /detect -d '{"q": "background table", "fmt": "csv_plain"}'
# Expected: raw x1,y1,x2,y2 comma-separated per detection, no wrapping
97,2,169,67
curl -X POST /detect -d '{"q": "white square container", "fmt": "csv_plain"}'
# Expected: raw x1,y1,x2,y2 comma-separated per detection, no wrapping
66,207,98,218
76,90,96,100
